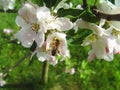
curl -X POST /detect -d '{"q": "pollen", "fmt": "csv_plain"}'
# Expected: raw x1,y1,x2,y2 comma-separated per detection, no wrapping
31,23,40,32
89,34,97,43
111,29,120,37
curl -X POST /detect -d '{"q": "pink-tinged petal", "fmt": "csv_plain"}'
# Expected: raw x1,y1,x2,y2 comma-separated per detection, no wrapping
3,28,13,35
18,2,38,23
48,56,58,66
14,24,36,48
45,33,55,50
58,41,70,57
34,31,44,47
114,42,120,53
15,16,27,27
38,22,47,33
55,17,73,31
88,51,96,62
68,68,75,75
117,51,120,54
105,47,109,53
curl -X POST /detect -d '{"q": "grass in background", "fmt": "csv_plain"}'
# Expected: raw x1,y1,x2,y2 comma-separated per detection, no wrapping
0,0,120,90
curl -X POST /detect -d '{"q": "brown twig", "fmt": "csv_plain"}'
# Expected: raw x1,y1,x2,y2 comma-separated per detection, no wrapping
0,9,17,13
92,9,120,21
3,51,32,77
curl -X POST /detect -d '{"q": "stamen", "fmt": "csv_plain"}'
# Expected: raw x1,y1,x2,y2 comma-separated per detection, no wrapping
31,23,40,32
89,34,97,43
111,29,120,37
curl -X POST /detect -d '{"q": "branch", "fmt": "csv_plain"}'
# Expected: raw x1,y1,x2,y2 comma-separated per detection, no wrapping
0,9,17,13
11,52,31,69
3,51,32,77
82,0,88,9
92,9,120,21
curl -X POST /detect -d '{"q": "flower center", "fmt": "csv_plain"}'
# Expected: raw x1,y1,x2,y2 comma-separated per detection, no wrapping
111,29,120,37
51,38,60,56
31,23,40,32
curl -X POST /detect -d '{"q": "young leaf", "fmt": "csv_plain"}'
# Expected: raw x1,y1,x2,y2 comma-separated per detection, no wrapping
81,7,100,23
43,0,61,8
57,8,83,18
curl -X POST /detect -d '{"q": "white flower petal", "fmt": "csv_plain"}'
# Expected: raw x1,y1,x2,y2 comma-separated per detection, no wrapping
58,40,70,57
18,2,38,23
37,6,51,20
55,17,73,31
0,0,15,11
115,0,120,7
97,0,115,14
37,49,50,62
46,32,66,50
87,50,96,61
34,32,44,47
15,16,27,27
91,37,114,61
48,56,58,66
14,24,36,48
109,21,120,31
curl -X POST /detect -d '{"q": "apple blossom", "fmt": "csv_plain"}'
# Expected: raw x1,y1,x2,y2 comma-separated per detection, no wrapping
3,28,13,35
0,73,6,87
97,0,120,31
46,32,70,58
0,0,15,11
74,19,120,61
65,68,75,75
14,2,46,48
47,17,73,31
37,6,73,31
15,2,73,48
36,48,58,66
31,32,70,65
14,1,73,65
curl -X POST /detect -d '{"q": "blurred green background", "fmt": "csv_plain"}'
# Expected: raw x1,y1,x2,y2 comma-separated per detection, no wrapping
0,0,120,90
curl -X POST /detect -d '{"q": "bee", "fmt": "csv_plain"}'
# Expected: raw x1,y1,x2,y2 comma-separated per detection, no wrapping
51,38,60,56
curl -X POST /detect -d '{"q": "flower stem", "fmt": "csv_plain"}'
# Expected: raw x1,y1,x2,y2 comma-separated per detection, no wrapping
41,60,49,85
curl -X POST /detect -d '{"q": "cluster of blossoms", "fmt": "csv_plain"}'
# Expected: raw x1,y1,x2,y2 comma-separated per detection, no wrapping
14,2,73,65
74,0,120,61
0,0,15,11
14,0,120,63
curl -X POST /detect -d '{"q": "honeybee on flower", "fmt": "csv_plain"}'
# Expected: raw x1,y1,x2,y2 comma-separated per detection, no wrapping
14,1,73,65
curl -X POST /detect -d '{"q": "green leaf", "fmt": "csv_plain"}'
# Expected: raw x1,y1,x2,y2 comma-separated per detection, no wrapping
81,7,100,23
57,8,83,19
43,0,61,8
31,0,44,6
67,29,92,45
